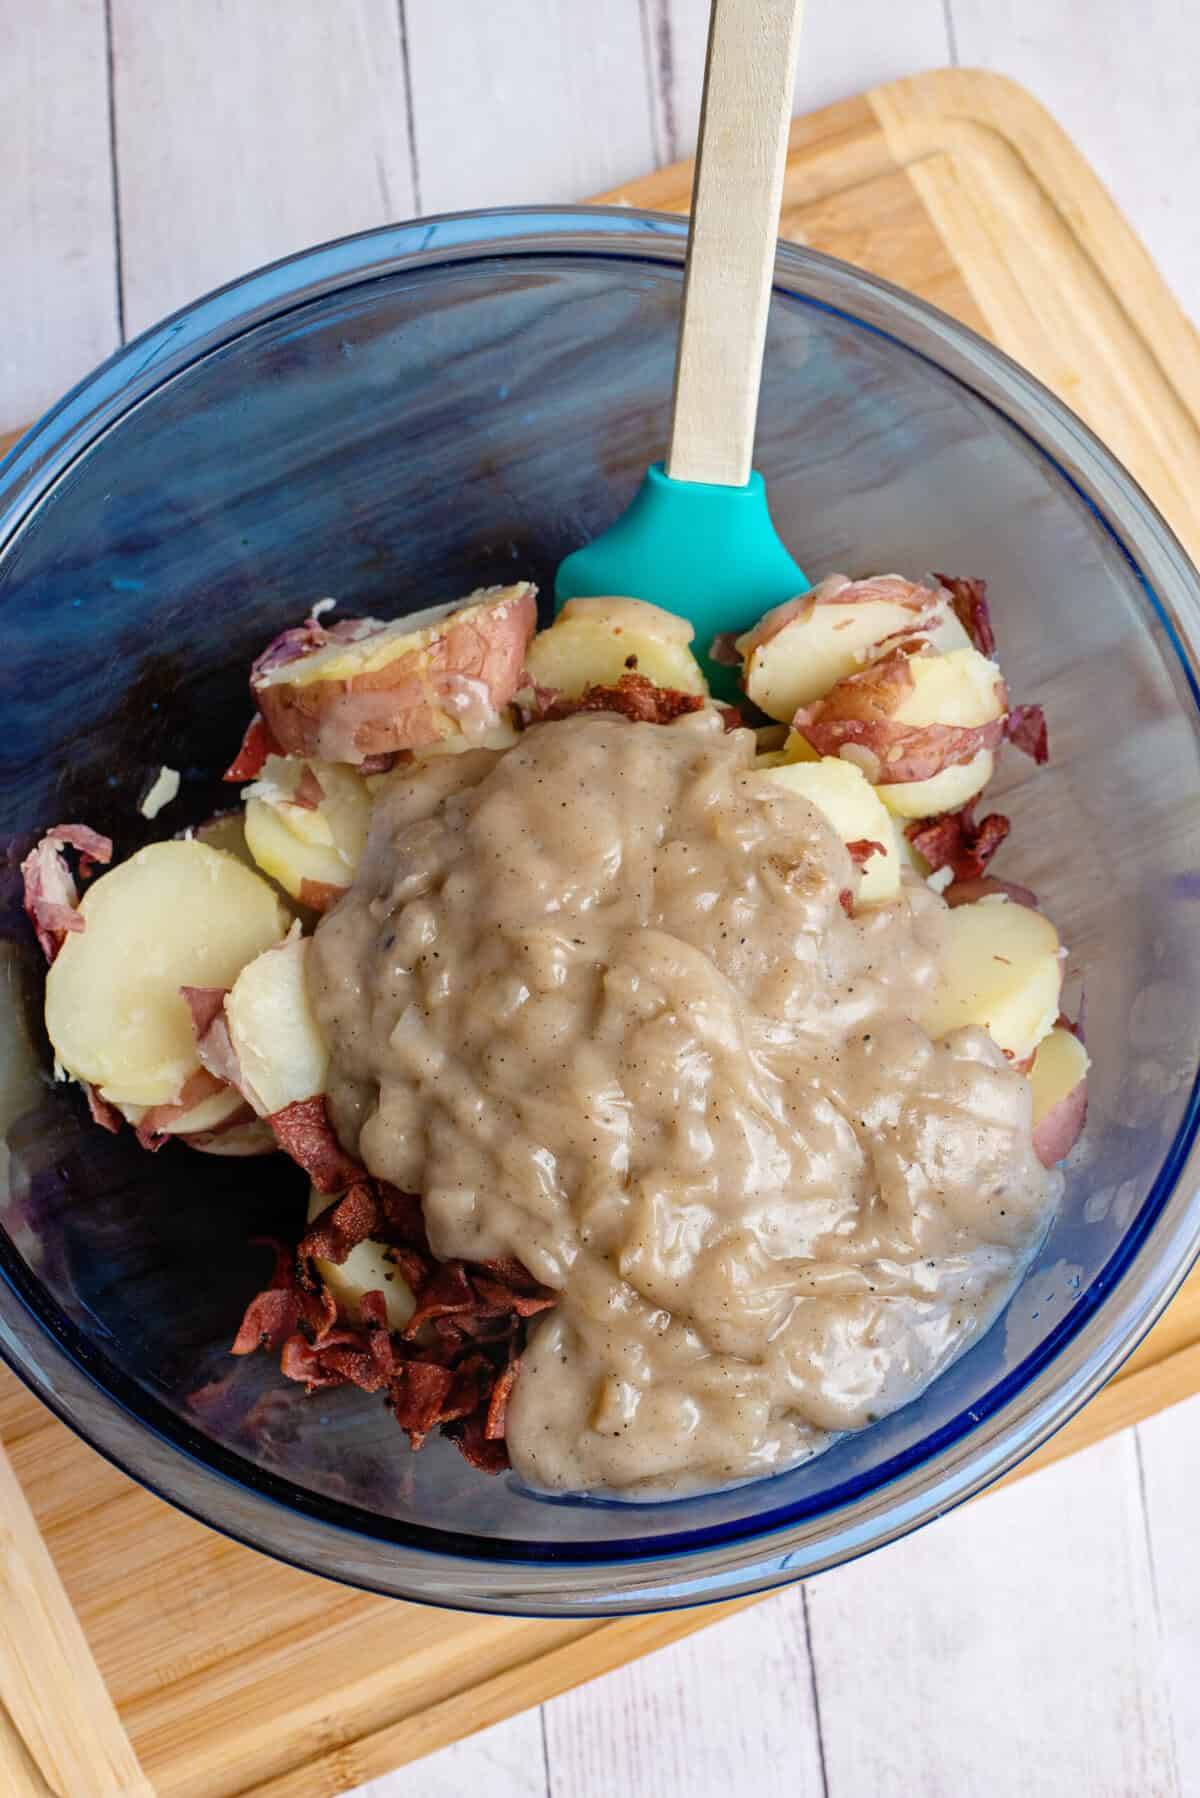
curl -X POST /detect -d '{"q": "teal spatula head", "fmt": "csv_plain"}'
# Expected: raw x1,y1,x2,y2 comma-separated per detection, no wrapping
555,463,808,700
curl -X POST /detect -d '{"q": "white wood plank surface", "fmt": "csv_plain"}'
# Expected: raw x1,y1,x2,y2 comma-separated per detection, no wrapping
542,1585,825,1798
1138,1395,1200,1798
952,0,1200,325
110,0,416,337
808,1431,1179,1798
404,0,657,212
0,0,118,433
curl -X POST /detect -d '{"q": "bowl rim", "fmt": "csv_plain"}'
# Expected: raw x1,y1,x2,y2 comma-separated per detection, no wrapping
2,203,1200,1615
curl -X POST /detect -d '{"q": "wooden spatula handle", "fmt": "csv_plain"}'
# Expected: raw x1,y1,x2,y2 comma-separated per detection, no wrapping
667,0,805,488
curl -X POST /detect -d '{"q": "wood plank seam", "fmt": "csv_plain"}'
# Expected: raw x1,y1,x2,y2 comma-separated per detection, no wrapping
102,0,127,345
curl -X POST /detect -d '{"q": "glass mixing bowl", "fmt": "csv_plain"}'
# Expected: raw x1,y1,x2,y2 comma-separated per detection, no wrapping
2,209,1199,1616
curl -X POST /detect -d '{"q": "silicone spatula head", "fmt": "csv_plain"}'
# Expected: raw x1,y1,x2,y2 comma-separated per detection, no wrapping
555,0,809,700
556,464,807,697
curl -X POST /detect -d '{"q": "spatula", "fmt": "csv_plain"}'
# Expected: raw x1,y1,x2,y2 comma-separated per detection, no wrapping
555,0,809,698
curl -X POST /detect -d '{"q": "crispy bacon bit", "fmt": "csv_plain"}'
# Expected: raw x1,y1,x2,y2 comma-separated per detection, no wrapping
298,878,346,913
356,752,398,776
180,985,228,1039
291,765,326,811
906,804,1012,882
300,1185,380,1266
846,838,885,868
539,671,706,727
838,887,855,917
389,1362,456,1448
85,1084,123,1133
1005,704,1049,764
20,824,113,962
232,1287,300,1356
445,1410,511,1474
484,1357,520,1440
223,714,279,782
267,1095,365,1194
231,1180,557,1471
401,1259,490,1340
934,573,996,657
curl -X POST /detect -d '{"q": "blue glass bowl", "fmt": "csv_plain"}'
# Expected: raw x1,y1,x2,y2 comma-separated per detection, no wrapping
2,209,1200,1615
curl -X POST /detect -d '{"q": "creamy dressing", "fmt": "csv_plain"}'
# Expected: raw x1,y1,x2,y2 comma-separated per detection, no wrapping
309,712,1058,1496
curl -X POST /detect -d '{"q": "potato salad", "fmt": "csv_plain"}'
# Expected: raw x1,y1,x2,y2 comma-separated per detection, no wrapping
23,571,1088,1493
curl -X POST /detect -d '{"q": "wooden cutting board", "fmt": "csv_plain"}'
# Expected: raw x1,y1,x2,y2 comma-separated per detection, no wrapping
4,67,1200,1798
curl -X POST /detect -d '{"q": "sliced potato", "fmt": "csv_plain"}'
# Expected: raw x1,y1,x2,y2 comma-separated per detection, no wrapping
225,933,329,1116
921,895,1063,1063
888,646,1006,729
1030,1025,1090,1166
166,1086,246,1134
243,758,370,905
524,595,707,699
45,842,289,1107
251,583,537,763
190,1119,276,1157
781,729,821,764
764,757,901,906
392,712,521,763
740,578,972,721
878,747,996,820
305,1188,415,1329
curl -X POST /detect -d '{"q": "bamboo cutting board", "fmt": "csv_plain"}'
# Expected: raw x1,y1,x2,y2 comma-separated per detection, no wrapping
4,68,1200,1798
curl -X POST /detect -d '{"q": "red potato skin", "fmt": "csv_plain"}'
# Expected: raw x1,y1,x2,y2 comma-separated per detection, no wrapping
252,588,537,763
739,574,934,658
793,649,1007,785
944,876,1038,910
1033,1079,1088,1167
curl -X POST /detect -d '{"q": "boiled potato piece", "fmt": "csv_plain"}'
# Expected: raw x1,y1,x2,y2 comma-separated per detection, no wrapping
764,757,901,907
121,1083,245,1137
878,747,996,820
305,1188,415,1330
410,712,520,757
889,647,1005,729
921,896,1063,1063
791,644,1005,821
524,596,707,698
191,1119,276,1157
1030,1025,1090,1166
252,583,536,763
45,842,289,1107
118,1081,274,1157
225,933,329,1116
780,729,820,764
243,758,370,905
740,580,972,721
